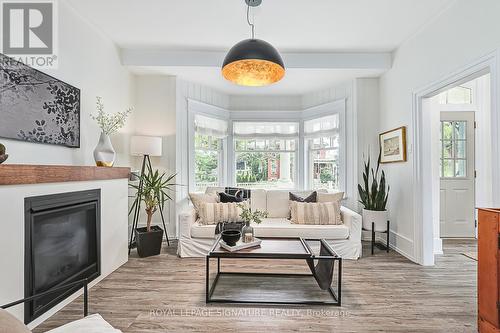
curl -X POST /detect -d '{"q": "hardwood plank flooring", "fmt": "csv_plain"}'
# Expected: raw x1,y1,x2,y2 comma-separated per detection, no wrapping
34,239,477,333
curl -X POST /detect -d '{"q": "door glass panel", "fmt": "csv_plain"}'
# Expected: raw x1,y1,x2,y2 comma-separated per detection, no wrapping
440,119,469,178
443,159,454,178
455,160,466,177
455,121,467,140
456,140,466,159
443,140,453,158
442,122,453,140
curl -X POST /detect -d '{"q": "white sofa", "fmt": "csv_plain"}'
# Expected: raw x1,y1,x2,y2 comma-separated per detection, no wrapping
178,188,362,259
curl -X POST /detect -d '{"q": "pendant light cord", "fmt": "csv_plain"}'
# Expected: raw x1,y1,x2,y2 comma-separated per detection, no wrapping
246,4,255,39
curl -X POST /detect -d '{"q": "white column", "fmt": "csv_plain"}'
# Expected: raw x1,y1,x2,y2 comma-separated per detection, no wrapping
279,152,290,181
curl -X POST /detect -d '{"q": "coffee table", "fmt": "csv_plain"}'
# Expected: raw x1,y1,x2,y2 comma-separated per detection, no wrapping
206,237,342,306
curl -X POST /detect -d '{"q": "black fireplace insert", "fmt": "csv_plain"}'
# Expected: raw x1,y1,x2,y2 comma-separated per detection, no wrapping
24,189,101,324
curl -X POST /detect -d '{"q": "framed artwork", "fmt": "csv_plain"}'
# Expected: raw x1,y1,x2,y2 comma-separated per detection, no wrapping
0,53,80,148
379,126,407,163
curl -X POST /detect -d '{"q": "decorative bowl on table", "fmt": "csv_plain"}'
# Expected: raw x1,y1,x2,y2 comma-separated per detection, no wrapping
221,230,241,246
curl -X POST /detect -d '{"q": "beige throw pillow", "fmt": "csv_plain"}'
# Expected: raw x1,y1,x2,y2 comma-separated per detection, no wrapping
290,201,342,225
189,192,219,213
198,201,248,225
317,192,344,224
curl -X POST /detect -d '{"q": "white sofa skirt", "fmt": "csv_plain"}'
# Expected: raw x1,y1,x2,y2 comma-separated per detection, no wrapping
177,206,362,259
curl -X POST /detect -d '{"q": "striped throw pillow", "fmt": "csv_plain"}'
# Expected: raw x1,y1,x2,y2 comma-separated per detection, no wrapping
290,201,342,225
198,201,248,225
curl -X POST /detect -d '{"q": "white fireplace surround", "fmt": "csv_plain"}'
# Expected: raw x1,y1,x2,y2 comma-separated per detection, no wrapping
0,178,129,330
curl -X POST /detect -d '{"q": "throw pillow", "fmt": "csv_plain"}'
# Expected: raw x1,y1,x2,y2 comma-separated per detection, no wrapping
0,309,31,333
219,191,244,203
289,191,317,203
189,192,219,213
198,201,248,225
317,192,344,224
290,201,342,225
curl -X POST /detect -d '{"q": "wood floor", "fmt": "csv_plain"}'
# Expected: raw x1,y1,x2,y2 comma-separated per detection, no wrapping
34,240,477,333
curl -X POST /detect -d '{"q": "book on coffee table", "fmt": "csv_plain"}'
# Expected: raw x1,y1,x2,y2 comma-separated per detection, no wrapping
220,238,262,252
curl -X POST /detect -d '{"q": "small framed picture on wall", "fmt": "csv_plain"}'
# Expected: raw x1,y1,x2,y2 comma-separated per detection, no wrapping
379,126,407,163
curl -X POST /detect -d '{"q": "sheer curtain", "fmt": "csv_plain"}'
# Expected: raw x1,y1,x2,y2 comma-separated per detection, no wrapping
194,114,228,138
304,114,340,138
233,121,299,138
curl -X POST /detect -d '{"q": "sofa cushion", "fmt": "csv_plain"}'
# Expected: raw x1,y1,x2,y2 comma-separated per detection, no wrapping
250,189,267,212
266,191,290,217
219,191,244,203
191,218,349,240
254,218,349,239
45,314,122,333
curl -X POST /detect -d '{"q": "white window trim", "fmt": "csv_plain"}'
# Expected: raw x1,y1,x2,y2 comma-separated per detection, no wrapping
187,99,230,192
187,99,346,192
302,100,346,193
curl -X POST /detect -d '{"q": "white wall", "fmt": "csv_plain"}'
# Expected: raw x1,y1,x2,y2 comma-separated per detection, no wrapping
0,1,135,167
379,0,500,262
132,75,177,238
229,95,302,111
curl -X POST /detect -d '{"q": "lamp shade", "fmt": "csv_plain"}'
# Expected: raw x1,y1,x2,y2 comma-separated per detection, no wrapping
222,38,285,87
130,136,162,156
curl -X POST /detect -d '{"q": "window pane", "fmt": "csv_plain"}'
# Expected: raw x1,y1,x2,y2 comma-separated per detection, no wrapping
439,159,443,178
311,148,339,191
235,139,246,151
286,139,296,151
456,140,466,159
235,152,295,189
194,150,219,191
447,86,472,104
442,122,453,140
455,121,466,140
455,160,466,177
442,140,453,158
255,139,266,150
443,159,454,178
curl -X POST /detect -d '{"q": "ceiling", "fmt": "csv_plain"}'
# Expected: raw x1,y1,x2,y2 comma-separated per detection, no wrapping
67,0,454,95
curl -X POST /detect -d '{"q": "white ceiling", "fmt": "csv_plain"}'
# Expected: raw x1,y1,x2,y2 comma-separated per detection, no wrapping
67,0,454,95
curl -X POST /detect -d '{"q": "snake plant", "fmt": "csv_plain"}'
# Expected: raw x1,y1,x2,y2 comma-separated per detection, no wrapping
358,152,389,211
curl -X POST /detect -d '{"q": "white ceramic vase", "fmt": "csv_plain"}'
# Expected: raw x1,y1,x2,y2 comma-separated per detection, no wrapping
93,132,115,167
362,209,388,232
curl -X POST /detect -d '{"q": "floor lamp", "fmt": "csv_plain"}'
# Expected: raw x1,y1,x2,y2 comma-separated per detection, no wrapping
129,135,170,254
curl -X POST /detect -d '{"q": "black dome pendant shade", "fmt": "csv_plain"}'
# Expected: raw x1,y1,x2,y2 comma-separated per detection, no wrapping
222,0,285,87
222,39,285,87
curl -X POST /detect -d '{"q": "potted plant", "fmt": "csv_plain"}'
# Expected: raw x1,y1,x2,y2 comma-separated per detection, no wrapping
238,203,268,243
91,96,132,167
358,152,390,232
129,164,177,257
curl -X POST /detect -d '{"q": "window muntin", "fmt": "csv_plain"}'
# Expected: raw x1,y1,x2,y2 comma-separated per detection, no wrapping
234,138,297,189
440,120,467,178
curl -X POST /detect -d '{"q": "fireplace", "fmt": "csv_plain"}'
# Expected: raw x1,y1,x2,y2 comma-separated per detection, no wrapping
24,189,101,324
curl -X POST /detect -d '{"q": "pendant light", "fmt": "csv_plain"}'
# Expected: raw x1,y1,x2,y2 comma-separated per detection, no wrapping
222,0,285,87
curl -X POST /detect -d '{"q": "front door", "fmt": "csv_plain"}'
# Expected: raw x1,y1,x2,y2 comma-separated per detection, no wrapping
439,111,475,238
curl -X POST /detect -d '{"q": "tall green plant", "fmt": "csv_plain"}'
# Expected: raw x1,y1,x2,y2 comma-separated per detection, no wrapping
358,152,389,211
129,163,177,232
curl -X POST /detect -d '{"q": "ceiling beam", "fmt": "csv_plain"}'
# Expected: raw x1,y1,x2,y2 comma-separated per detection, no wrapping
121,48,392,70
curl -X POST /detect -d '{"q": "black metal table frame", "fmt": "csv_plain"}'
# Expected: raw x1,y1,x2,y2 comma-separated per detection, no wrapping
206,238,342,306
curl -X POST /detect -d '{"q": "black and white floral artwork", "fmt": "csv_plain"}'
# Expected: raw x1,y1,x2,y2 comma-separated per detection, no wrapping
0,53,80,148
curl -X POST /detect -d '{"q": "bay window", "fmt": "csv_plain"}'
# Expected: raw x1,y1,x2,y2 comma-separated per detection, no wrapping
193,114,227,192
233,122,298,189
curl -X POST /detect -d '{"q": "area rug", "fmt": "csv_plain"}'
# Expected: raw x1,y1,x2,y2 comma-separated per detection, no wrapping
462,252,477,261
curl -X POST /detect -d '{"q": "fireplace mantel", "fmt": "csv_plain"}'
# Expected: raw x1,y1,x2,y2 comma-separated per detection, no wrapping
0,164,130,185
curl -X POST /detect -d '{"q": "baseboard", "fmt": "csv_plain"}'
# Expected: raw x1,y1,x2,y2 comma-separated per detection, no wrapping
362,230,417,263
